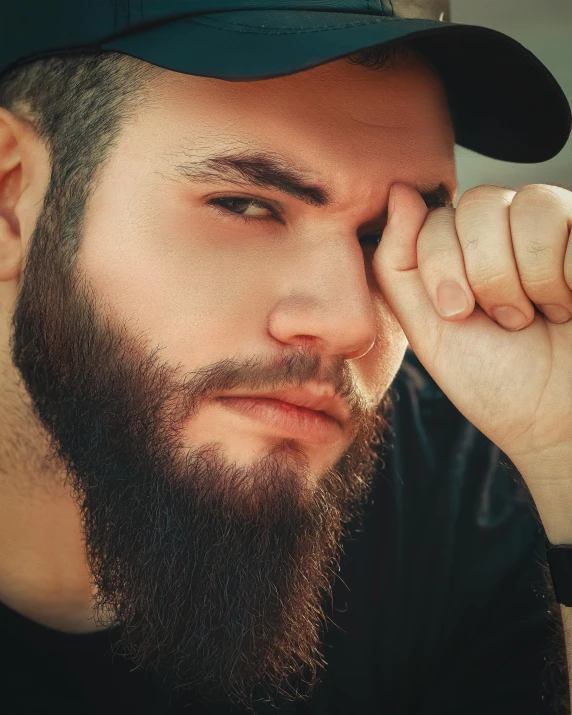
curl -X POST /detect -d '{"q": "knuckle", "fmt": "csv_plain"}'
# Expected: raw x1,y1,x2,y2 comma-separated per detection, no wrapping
466,264,514,294
417,251,456,284
423,205,455,226
418,207,456,248
511,184,565,212
519,267,557,286
456,184,514,211
419,252,459,283
520,273,563,300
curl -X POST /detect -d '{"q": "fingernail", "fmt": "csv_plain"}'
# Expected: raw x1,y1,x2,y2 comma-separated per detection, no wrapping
539,304,572,323
491,306,528,331
437,281,469,317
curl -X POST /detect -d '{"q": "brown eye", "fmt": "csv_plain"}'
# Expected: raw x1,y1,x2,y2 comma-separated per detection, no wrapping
209,196,276,222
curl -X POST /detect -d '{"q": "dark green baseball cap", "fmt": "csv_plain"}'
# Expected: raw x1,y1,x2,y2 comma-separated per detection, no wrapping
1,0,570,163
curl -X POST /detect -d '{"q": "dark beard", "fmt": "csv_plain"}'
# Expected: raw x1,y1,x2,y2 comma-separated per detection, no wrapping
10,187,394,709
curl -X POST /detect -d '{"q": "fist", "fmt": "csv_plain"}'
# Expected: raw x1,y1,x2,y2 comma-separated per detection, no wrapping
373,182,572,481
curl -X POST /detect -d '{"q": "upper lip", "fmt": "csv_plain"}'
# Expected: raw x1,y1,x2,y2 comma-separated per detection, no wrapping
218,386,349,427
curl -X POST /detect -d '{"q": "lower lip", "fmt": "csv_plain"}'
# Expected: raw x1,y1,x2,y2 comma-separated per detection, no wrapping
216,397,342,443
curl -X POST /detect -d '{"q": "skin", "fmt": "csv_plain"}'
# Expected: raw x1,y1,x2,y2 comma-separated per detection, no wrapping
0,50,456,705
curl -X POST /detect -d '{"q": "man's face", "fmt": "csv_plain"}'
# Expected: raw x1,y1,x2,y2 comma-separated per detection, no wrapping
9,52,455,706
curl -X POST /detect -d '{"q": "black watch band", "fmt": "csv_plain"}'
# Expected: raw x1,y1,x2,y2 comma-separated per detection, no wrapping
545,539,572,607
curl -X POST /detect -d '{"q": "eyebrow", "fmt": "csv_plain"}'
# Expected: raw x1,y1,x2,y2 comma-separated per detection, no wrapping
171,149,453,211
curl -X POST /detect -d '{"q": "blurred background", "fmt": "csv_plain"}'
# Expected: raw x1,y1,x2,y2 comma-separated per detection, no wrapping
451,0,572,197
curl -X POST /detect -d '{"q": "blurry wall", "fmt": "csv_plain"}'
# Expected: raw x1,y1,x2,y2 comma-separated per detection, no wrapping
451,0,572,197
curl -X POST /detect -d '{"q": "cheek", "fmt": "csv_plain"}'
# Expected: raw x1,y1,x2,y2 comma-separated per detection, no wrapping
146,196,274,342
361,297,409,402
77,185,273,367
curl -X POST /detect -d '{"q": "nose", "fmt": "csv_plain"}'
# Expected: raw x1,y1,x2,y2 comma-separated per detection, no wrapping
268,235,378,360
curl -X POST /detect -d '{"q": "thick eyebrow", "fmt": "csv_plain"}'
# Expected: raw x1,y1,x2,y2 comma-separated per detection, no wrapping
171,149,453,211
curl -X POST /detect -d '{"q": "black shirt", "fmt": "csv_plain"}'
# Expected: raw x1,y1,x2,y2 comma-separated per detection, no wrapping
0,348,562,714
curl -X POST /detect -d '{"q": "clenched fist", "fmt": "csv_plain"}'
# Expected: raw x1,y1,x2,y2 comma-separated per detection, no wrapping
373,182,572,536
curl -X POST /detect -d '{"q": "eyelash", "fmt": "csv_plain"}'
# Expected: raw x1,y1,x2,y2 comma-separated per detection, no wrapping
208,196,280,224
207,195,383,247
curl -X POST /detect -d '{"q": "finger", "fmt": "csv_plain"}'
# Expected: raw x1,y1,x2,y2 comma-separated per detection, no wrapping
372,182,442,349
415,206,475,320
509,184,572,323
375,182,429,273
454,185,536,331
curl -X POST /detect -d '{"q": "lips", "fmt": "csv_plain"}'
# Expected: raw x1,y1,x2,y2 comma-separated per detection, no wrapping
216,395,343,444
217,386,349,427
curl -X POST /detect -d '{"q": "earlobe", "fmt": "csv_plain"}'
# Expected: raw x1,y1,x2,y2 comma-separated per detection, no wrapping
0,224,22,282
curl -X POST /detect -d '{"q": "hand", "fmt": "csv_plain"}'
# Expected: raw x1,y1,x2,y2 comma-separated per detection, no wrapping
373,183,572,498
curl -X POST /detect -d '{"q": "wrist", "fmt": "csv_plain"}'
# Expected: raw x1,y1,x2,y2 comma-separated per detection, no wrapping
527,490,572,545
511,449,572,544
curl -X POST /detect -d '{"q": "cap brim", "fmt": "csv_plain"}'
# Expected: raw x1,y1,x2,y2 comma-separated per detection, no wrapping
101,10,572,163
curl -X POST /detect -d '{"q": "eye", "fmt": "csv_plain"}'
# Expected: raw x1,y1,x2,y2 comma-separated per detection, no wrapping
208,196,279,223
360,232,382,248
208,196,384,248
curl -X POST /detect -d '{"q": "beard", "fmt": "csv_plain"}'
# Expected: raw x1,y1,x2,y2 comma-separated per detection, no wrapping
9,183,395,709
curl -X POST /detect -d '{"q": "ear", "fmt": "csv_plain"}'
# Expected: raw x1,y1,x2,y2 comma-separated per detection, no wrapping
0,107,48,283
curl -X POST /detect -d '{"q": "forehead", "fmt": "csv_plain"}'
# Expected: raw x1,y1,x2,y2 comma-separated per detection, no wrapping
128,55,455,201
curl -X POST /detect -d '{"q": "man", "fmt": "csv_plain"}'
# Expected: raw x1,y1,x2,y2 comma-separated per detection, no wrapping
0,1,571,713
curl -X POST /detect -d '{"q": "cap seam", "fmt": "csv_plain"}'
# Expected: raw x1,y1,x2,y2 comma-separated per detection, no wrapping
188,15,406,34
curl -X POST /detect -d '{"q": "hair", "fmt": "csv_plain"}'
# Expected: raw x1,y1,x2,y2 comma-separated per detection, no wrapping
0,43,412,265
0,52,167,268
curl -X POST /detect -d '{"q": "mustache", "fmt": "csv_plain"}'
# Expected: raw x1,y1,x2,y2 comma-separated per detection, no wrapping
175,348,357,419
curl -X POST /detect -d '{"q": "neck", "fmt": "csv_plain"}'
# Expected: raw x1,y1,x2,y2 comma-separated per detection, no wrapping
0,477,103,633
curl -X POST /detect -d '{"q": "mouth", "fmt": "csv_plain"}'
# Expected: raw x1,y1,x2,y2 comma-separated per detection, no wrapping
216,396,343,444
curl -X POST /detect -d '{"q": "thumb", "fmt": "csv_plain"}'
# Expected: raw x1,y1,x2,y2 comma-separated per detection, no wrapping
373,183,435,344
